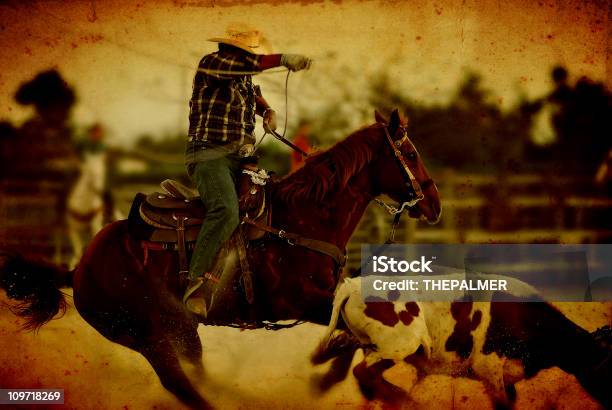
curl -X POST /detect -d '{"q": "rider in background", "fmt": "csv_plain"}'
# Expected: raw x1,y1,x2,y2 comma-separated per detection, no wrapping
11,70,80,180
595,149,612,196
67,123,110,268
184,24,312,314
290,120,313,172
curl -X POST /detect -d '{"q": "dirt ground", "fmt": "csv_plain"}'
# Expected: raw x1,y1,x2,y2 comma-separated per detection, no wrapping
0,291,609,409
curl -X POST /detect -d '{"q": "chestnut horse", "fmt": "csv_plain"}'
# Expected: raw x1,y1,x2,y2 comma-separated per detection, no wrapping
0,110,441,409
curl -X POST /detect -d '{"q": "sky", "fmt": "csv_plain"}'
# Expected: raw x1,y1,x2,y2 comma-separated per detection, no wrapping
0,0,609,146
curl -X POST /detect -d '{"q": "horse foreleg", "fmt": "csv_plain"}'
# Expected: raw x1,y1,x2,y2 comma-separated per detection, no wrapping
312,347,358,392
91,210,103,236
171,323,205,376
353,358,407,403
140,337,210,409
67,216,83,269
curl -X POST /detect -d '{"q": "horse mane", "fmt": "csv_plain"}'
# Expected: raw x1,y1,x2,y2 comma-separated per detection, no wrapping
274,123,383,207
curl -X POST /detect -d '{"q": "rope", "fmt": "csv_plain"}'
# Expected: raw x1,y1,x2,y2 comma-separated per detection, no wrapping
197,68,290,76
282,70,290,137
31,5,294,78
254,70,291,154
374,198,416,215
215,320,305,331
373,198,417,244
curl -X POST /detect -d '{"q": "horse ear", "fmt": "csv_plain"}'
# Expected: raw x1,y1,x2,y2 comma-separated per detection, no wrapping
389,109,401,136
374,110,387,124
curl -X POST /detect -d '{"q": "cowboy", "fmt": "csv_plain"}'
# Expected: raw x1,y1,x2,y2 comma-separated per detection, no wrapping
183,24,312,314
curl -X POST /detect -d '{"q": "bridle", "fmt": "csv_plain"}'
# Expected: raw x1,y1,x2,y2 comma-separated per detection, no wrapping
375,122,433,243
383,124,426,205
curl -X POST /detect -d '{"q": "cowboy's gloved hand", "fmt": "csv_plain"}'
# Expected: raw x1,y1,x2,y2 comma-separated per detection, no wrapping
280,54,312,71
263,109,277,132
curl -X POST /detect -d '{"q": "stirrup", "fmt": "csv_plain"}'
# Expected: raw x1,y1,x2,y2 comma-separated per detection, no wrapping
185,298,207,317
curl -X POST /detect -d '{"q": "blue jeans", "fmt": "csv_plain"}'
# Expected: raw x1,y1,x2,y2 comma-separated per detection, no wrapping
188,155,241,280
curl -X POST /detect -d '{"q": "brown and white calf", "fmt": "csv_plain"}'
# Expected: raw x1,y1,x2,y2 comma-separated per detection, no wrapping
312,276,611,407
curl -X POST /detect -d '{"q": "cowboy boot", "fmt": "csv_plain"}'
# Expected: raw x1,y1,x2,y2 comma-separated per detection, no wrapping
183,277,207,316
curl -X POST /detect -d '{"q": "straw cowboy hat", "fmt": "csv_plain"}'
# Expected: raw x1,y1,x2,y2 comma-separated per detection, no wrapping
208,24,263,54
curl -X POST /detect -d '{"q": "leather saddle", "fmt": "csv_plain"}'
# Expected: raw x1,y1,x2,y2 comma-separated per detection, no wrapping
128,163,272,281
136,163,271,244
127,162,346,312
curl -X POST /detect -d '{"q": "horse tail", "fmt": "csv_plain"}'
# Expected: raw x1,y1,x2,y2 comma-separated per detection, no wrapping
0,252,73,330
311,278,356,365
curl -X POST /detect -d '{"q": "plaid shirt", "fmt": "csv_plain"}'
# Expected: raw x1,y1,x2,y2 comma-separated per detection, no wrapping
188,51,262,146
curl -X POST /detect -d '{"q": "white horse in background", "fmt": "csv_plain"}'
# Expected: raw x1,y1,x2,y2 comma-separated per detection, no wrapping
66,149,107,268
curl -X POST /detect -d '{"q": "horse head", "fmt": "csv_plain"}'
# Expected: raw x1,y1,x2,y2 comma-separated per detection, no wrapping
372,109,441,224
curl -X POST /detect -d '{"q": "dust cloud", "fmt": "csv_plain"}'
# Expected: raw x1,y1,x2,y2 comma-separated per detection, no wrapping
0,290,363,409
0,290,609,409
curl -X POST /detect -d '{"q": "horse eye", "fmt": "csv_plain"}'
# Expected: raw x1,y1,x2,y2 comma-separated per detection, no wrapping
407,152,417,161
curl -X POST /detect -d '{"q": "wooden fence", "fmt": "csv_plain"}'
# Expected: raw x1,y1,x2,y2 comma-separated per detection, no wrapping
344,171,612,271
2,171,611,271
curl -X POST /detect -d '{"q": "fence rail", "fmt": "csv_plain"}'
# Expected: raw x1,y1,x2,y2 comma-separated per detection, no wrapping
2,172,611,270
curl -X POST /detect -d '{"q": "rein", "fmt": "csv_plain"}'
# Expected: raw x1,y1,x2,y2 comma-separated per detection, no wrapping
267,129,309,157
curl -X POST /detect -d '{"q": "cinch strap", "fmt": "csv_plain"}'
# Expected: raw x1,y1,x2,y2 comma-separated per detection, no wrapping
242,217,346,267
